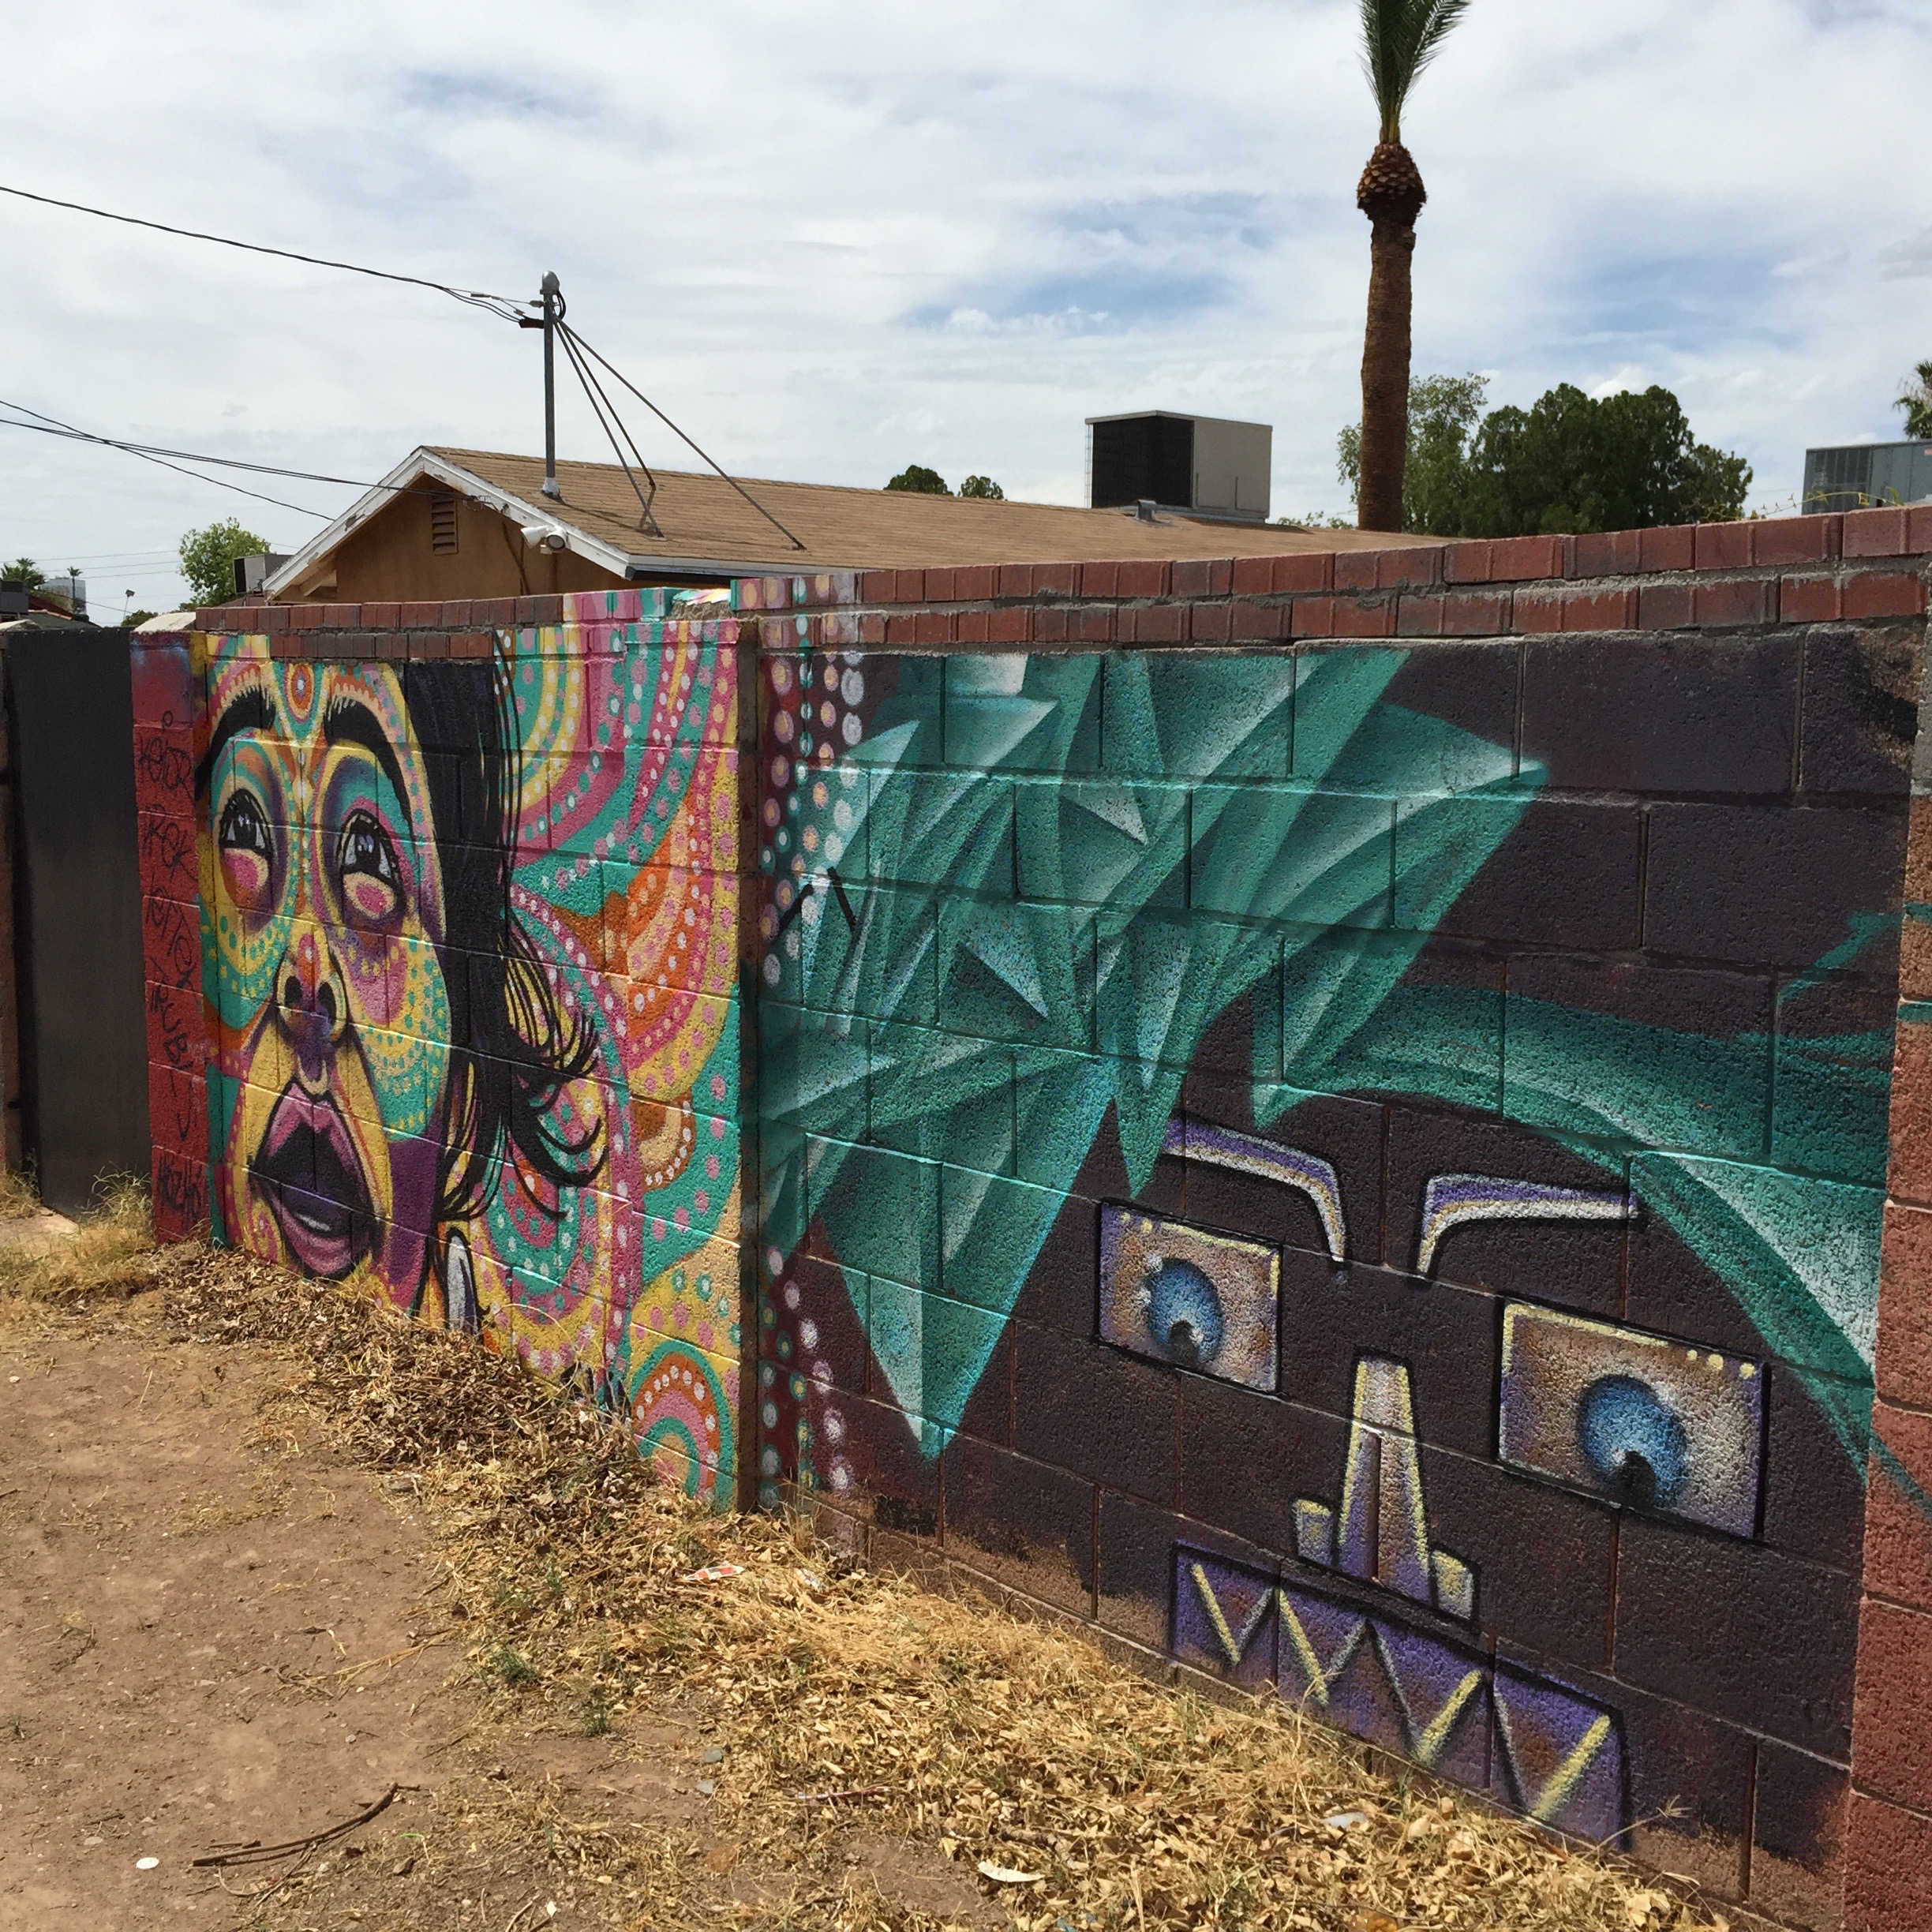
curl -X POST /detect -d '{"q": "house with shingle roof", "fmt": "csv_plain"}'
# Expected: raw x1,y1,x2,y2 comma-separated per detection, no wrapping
262,445,1427,605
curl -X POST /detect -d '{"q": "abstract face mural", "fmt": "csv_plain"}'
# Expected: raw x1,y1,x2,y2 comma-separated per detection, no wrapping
196,609,745,1499
754,633,1906,1885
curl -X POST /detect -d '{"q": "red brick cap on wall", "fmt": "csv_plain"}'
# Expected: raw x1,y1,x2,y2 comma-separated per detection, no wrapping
208,507,1929,646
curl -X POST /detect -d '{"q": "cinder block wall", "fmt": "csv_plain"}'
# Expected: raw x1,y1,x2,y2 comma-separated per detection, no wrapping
743,507,1931,1930
135,509,1932,1926
130,588,754,1505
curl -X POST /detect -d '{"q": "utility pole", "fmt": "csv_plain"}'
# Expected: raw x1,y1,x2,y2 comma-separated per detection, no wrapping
521,271,564,500
541,271,563,500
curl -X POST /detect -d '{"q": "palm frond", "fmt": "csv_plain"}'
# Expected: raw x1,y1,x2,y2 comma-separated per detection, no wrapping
1360,0,1472,140
1900,361,1932,438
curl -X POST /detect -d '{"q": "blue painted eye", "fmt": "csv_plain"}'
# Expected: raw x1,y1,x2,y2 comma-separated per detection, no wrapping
1144,1256,1224,1370
1577,1375,1689,1510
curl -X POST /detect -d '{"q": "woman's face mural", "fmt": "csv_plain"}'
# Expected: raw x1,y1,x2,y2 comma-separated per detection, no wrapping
201,659,450,1289
196,623,745,1502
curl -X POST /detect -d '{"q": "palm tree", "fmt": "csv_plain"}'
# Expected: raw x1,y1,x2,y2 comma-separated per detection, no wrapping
1354,0,1470,532
1899,361,1932,440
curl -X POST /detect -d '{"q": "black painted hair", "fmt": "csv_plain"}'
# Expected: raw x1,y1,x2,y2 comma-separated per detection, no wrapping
402,657,605,1237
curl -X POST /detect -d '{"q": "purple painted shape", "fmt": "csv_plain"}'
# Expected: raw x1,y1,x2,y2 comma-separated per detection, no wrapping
1277,1582,1488,1784
1490,1664,1628,1844
1179,1550,1627,1844
1171,1544,1277,1689
1275,1583,1391,1746
1372,1616,1491,1788
1166,1117,1346,1264
1416,1171,1630,1274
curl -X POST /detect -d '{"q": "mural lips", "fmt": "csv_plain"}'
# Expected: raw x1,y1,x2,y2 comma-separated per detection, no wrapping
251,1084,373,1279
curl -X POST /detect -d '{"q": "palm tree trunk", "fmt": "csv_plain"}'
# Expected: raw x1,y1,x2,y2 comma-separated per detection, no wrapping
1358,215,1416,532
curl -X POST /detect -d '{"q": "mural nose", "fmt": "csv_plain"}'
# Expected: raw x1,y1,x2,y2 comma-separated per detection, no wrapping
278,933,347,1084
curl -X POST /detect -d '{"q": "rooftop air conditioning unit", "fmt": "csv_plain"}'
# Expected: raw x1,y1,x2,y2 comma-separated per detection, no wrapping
1085,410,1272,522
234,552,292,596
1802,440,1932,515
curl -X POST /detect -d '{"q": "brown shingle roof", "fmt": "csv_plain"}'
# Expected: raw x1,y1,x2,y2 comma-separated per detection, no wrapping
428,447,1428,571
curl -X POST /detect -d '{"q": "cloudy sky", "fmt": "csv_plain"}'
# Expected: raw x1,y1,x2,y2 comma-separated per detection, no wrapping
2,0,1928,613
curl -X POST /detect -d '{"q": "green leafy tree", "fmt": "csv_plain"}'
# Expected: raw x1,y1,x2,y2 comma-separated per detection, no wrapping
1339,372,1488,535
1460,384,1749,534
2,556,46,590
1898,360,1932,440
1354,0,1471,532
958,475,1005,500
120,609,158,630
178,518,270,605
1339,376,1750,535
1676,434,1754,526
884,466,950,496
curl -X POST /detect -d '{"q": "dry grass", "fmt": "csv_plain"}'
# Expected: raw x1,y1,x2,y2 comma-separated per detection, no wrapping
0,1170,155,1321
2,1204,1733,1931
0,1166,44,1220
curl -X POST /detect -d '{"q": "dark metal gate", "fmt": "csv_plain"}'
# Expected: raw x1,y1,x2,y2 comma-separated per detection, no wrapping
4,627,150,1215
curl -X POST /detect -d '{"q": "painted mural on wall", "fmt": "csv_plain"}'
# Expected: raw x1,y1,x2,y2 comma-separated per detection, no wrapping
755,634,1906,1889
194,605,743,1499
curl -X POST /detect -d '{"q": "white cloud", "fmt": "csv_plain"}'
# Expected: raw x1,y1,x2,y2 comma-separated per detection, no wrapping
2,0,1929,606
1880,228,1932,279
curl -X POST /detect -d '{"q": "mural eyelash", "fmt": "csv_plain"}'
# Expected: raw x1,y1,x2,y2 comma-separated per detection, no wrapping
193,681,275,801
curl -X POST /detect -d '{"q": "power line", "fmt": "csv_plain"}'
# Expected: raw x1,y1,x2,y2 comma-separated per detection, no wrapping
0,182,531,323
555,322,662,535
4,185,807,556
5,549,176,563
0,402,333,519
27,564,197,580
0,401,391,491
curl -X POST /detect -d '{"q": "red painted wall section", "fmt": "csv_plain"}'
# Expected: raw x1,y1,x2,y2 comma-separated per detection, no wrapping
129,630,213,1241
1850,780,1932,1930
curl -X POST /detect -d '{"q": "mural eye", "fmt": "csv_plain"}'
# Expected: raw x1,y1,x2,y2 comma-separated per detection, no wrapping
336,811,401,926
1499,1304,1763,1537
217,790,274,908
219,789,271,854
1099,1207,1279,1392
1143,1254,1224,1368
1575,1374,1689,1511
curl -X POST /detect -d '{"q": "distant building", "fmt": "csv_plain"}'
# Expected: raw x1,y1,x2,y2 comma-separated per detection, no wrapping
0,579,87,630
1803,439,1932,513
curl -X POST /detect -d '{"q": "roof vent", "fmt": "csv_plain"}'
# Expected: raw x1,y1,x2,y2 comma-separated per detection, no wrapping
430,490,459,555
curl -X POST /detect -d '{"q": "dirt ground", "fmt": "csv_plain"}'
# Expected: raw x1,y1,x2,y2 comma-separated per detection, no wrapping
2,1328,459,1925
0,1244,1012,1932
0,1215,1727,1932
